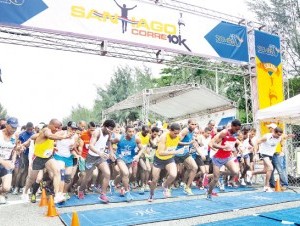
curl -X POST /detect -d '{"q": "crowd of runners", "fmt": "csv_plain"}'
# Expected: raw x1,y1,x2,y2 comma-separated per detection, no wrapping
0,116,293,204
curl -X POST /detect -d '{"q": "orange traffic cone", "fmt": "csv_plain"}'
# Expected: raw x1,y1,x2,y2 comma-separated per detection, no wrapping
46,195,59,217
39,188,48,207
71,212,80,226
275,179,282,192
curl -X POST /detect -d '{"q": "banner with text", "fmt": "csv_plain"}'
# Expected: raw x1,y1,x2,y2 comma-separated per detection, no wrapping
0,0,249,62
255,30,284,137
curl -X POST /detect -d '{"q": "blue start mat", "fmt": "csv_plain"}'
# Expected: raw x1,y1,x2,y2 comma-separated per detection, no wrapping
59,192,300,226
199,215,296,226
57,186,255,208
259,207,300,225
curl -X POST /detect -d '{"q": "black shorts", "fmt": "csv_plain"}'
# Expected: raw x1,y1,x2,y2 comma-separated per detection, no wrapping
195,155,205,167
259,153,272,161
32,156,52,170
153,156,175,169
20,153,29,169
249,153,254,162
195,155,211,166
73,157,78,166
174,153,190,164
0,164,13,177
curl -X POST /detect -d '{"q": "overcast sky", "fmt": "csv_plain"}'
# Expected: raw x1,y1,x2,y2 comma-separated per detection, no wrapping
0,0,255,126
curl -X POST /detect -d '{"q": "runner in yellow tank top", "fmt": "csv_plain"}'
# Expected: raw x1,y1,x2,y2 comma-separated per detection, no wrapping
155,132,180,160
34,138,54,158
23,119,72,204
148,123,184,202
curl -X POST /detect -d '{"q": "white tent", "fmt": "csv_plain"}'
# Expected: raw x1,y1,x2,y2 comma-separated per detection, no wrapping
256,94,300,125
103,83,236,121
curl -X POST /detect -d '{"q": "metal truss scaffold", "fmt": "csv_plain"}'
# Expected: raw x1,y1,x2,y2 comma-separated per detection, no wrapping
0,0,267,124
0,25,246,76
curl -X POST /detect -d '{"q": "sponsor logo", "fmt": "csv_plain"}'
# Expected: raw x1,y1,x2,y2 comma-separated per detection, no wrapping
134,208,159,216
0,0,25,6
257,44,280,57
215,34,244,48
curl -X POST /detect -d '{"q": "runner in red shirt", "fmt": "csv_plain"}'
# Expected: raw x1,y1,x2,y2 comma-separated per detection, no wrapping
206,119,242,200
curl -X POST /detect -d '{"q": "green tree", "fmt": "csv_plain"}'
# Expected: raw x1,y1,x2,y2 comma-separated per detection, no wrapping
0,103,7,119
63,105,96,125
93,65,154,123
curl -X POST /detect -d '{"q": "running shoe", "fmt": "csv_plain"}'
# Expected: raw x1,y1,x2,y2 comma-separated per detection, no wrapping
77,187,85,199
19,187,23,194
30,194,36,203
246,171,252,183
148,190,154,202
0,195,6,204
91,185,102,194
21,193,30,202
202,174,209,187
240,178,246,186
263,186,274,192
125,191,133,202
219,176,225,192
144,184,150,192
163,187,171,198
64,193,71,200
109,180,115,194
120,187,126,197
54,193,66,204
211,191,218,196
99,194,110,203
180,182,186,188
12,187,19,195
184,185,194,195
206,193,212,201
139,186,145,195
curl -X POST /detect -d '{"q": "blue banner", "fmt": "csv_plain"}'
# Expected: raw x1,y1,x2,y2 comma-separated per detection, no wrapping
205,21,249,62
0,0,48,25
255,30,281,67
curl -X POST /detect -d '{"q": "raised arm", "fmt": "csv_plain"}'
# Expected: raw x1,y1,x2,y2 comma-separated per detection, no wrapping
114,0,122,9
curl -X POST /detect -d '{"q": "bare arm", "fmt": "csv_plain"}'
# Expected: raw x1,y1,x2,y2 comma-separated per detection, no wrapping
133,137,143,161
128,5,137,10
209,130,227,150
44,128,69,141
254,136,267,154
114,0,122,8
157,134,184,156
178,128,193,146
88,130,102,156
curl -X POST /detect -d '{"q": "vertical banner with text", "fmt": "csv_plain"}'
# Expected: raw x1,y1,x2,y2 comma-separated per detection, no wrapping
255,30,284,135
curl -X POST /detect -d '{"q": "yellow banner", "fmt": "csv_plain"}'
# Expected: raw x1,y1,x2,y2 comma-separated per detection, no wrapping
256,57,284,152
256,57,284,110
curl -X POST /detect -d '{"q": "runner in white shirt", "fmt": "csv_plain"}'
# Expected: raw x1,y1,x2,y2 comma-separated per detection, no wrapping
0,117,23,204
247,127,284,192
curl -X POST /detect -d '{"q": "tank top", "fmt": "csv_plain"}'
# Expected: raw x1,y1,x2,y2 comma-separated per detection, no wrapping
199,135,211,156
214,130,237,159
80,130,92,159
176,129,194,157
0,130,16,160
259,133,281,156
55,132,76,158
88,128,109,157
156,132,180,160
116,135,137,163
34,138,55,158
137,132,150,146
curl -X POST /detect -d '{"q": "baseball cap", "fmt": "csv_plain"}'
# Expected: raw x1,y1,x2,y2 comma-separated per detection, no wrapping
67,121,78,129
7,117,19,128
267,123,277,129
